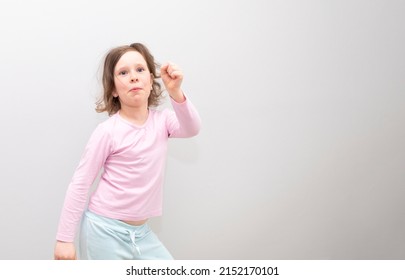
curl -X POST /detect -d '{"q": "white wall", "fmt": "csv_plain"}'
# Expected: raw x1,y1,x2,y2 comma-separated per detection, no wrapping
0,0,404,259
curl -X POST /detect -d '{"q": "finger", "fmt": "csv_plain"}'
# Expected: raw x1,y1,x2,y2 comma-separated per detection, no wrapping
166,63,178,73
160,63,169,72
160,64,171,79
167,65,182,78
169,70,183,79
162,62,176,72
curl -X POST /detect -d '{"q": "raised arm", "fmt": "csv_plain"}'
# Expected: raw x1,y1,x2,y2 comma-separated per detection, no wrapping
161,62,201,137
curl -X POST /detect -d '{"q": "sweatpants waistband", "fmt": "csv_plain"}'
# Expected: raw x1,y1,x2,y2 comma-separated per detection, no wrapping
84,210,149,235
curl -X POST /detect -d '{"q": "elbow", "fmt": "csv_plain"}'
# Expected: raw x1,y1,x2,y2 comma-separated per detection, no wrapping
189,126,201,137
182,122,201,138
190,119,202,137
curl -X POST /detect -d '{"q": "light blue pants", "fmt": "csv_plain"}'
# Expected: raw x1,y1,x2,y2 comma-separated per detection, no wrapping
79,210,173,260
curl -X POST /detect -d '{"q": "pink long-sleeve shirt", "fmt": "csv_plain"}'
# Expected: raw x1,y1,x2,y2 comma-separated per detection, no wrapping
56,97,201,242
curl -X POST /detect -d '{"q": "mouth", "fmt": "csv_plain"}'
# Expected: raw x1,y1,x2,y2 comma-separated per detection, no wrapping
129,87,142,92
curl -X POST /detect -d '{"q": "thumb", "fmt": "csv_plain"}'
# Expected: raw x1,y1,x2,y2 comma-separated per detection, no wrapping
160,63,169,77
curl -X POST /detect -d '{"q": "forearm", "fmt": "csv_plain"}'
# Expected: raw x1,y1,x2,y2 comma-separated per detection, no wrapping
56,183,90,242
169,89,186,103
169,95,201,138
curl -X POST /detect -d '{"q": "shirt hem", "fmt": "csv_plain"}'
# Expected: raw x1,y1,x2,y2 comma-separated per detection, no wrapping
88,206,162,222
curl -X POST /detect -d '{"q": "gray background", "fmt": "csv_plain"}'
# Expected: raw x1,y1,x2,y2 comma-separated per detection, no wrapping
0,0,404,259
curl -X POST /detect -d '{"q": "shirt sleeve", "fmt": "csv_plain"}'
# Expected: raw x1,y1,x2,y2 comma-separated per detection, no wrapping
166,94,202,138
56,123,113,242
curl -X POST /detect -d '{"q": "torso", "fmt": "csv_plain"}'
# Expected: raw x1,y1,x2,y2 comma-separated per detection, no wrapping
121,219,148,226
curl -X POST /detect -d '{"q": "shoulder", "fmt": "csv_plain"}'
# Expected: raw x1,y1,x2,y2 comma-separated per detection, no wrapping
91,114,118,138
149,107,174,121
99,113,119,128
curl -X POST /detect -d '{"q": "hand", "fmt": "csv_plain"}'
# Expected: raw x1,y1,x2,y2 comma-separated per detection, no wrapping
54,241,77,260
160,62,185,102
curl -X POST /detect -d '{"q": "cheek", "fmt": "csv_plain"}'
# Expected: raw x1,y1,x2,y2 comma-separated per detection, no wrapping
114,79,125,91
144,75,152,85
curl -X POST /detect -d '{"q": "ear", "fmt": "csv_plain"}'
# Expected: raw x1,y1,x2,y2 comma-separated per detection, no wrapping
149,74,154,90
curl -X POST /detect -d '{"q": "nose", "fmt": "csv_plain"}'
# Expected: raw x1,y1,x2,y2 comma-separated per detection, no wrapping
130,71,139,82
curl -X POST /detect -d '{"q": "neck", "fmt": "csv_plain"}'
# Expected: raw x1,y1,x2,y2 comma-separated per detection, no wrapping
119,105,149,126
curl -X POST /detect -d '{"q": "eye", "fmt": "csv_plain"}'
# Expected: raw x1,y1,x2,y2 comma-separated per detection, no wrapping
136,67,145,73
118,70,128,76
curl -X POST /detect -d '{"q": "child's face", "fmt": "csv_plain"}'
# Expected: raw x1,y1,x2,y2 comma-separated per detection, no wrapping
113,51,153,108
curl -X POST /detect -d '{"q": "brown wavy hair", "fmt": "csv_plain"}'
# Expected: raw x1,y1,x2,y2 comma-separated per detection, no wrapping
95,43,163,116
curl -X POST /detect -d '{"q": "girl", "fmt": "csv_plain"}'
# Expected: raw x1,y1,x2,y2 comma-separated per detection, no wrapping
54,43,201,260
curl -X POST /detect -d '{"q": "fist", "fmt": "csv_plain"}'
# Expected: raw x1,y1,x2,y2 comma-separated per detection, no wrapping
160,62,183,96
54,241,77,260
